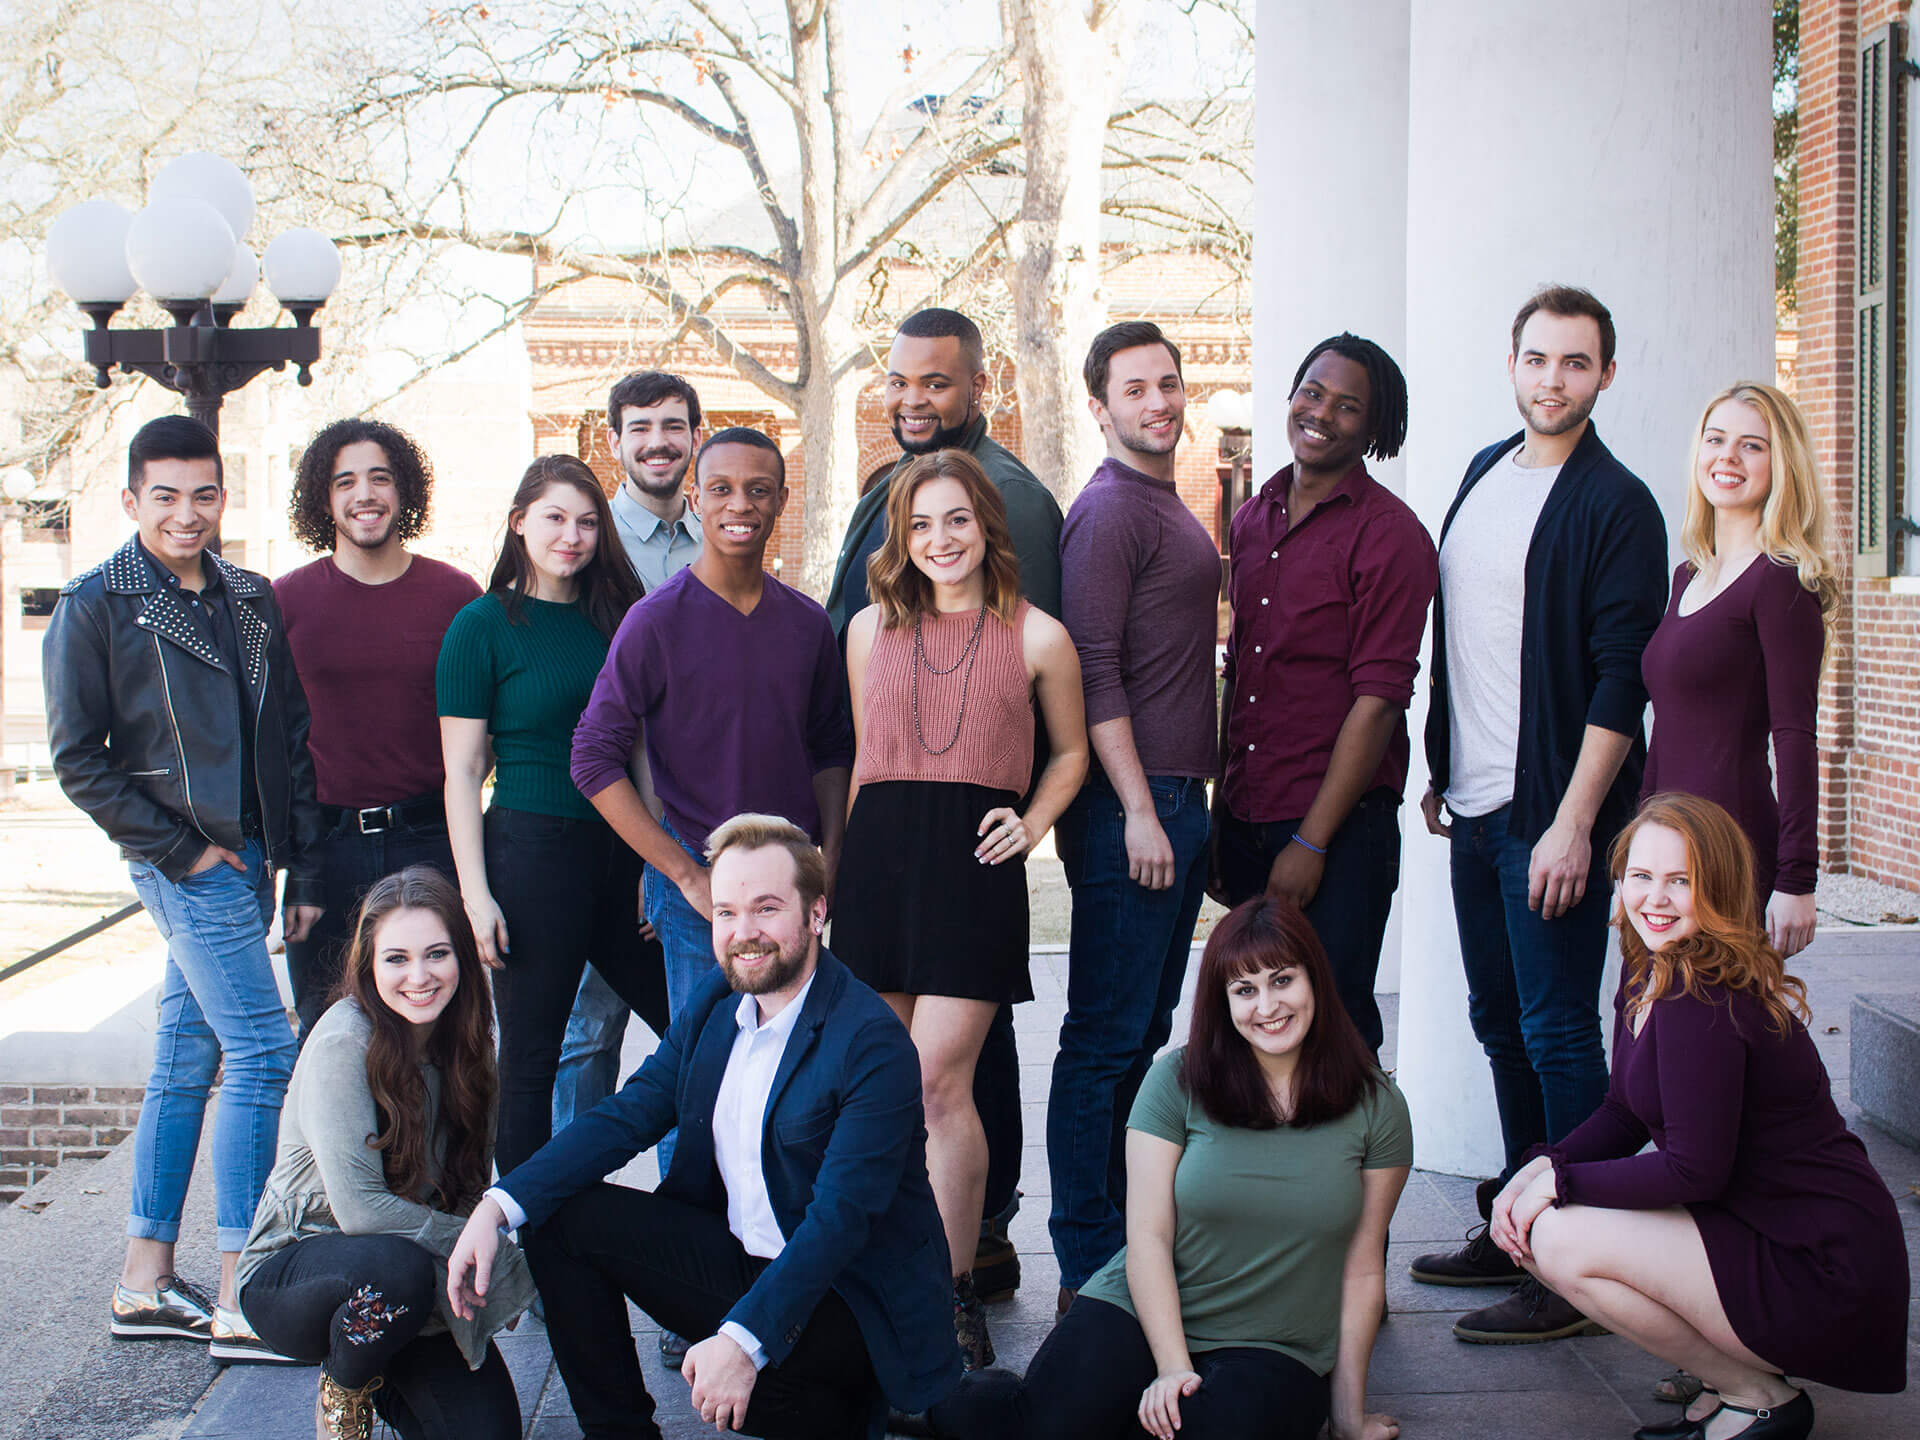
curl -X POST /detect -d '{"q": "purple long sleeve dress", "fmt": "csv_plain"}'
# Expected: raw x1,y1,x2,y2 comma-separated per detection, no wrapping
1640,556,1825,910
1543,982,1908,1393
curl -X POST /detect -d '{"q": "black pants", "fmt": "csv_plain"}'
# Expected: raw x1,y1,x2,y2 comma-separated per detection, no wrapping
525,1183,880,1440
930,1295,1328,1440
1217,788,1403,1055
240,1232,518,1440
486,807,670,1173
286,810,459,1038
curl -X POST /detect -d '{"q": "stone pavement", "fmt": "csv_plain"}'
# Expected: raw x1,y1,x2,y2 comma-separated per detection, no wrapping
4,931,1918,1440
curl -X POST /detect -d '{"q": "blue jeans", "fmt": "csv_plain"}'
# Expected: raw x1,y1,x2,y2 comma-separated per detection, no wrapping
553,964,631,1132
1216,787,1403,1055
126,839,296,1251
1047,773,1211,1289
640,818,713,1176
1448,804,1612,1178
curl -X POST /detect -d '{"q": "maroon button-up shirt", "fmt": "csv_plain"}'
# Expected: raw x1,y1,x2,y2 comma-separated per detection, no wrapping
1222,462,1439,823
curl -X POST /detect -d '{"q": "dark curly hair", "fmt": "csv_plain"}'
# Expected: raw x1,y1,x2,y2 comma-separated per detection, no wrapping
289,418,434,553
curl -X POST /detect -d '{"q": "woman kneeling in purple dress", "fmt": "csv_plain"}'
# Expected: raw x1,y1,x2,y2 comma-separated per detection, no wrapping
1490,794,1908,1440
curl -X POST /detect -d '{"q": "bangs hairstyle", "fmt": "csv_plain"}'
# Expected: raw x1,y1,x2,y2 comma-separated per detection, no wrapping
487,454,642,638
1181,897,1381,1129
1682,382,1840,619
866,448,1022,628
289,418,433,553
705,813,828,913
1611,793,1810,1037
334,866,498,1213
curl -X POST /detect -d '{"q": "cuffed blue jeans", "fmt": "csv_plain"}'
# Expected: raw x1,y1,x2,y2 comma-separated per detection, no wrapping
126,838,295,1252
1047,772,1211,1289
1448,804,1612,1179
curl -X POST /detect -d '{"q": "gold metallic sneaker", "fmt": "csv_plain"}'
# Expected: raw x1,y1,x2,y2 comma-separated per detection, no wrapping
109,1273,215,1341
210,1305,303,1365
317,1373,383,1440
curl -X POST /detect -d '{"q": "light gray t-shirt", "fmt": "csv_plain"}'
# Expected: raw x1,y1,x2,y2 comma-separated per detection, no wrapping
1438,449,1560,818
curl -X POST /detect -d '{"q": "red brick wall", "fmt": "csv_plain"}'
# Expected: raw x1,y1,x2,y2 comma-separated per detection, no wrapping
0,1084,142,1203
1798,0,1920,892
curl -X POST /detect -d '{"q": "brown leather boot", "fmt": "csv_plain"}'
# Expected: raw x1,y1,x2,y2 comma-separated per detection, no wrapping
316,1373,382,1440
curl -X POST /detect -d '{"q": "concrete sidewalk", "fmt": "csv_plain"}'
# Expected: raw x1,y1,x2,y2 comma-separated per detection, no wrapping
4,931,1918,1440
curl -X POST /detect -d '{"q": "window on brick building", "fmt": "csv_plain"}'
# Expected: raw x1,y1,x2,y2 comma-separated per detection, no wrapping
21,498,69,543
20,587,58,630
1859,22,1902,577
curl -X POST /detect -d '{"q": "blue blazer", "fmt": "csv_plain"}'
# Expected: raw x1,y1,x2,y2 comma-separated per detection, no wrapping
499,951,960,1417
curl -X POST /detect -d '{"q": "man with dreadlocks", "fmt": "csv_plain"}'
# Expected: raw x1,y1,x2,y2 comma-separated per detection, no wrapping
1210,333,1436,1057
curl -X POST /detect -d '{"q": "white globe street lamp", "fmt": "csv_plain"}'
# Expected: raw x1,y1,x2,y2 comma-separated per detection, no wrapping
44,152,340,437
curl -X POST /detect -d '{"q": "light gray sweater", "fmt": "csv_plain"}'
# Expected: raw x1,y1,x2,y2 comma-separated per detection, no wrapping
235,1000,535,1368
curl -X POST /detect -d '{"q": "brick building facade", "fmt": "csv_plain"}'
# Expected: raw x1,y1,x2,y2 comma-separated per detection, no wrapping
1799,0,1920,891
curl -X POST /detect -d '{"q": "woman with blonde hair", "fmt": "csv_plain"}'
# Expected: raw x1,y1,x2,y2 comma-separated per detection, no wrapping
1489,794,1906,1440
1640,383,1836,960
837,446,1088,1369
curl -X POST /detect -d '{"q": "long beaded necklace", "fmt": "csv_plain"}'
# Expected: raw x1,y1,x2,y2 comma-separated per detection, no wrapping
910,604,989,756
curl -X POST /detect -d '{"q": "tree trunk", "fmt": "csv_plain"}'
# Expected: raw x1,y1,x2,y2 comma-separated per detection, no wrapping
1004,0,1139,504
792,319,865,599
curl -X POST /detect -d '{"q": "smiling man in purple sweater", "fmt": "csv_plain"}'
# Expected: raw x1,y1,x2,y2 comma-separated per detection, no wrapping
1048,321,1221,1300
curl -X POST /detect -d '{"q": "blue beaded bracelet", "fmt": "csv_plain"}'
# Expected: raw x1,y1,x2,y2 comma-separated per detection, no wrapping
1289,832,1326,856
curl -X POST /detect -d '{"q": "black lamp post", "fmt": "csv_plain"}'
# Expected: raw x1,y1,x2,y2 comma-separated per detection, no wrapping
48,153,341,441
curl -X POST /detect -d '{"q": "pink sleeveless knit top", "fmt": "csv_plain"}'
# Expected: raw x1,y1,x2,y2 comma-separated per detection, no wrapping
856,601,1034,793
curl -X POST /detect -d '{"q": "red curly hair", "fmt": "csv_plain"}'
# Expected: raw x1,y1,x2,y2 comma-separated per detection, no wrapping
1610,793,1810,1035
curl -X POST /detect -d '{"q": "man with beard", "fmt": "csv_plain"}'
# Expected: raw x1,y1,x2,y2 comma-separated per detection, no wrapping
274,419,480,1035
448,814,957,1440
825,307,1063,1304
606,370,704,590
1407,285,1667,1344
1049,321,1219,1305
825,308,1061,630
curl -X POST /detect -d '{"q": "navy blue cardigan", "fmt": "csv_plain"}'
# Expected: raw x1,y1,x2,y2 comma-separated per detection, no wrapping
1423,424,1669,851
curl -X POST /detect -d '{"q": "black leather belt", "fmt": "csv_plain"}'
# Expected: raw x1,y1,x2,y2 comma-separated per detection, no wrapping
323,796,445,835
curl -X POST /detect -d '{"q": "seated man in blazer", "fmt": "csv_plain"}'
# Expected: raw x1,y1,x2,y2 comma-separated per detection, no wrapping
447,812,959,1439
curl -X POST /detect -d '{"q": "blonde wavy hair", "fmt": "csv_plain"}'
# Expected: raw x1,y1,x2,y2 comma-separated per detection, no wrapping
1682,382,1840,618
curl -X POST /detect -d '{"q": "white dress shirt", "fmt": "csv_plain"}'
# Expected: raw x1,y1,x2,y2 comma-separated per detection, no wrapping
488,971,816,1372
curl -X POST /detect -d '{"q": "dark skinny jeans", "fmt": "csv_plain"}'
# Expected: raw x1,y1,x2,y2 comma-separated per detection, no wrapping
485,806,670,1173
240,1232,518,1440
930,1294,1329,1440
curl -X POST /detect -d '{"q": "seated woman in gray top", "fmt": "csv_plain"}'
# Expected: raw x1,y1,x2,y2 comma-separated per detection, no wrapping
237,867,535,1440
933,898,1410,1440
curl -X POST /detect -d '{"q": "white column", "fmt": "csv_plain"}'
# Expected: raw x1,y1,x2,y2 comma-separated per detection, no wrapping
1395,0,1775,1176
1255,0,1411,495
1255,0,1413,989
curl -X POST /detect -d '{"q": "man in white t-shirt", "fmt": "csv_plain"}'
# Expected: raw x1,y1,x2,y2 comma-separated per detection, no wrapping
1407,286,1668,1345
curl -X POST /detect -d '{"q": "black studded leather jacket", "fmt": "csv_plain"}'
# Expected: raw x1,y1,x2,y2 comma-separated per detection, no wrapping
44,539,325,906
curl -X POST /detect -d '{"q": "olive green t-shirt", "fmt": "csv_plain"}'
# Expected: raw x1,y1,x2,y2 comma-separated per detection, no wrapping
1076,1046,1413,1375
435,592,611,820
